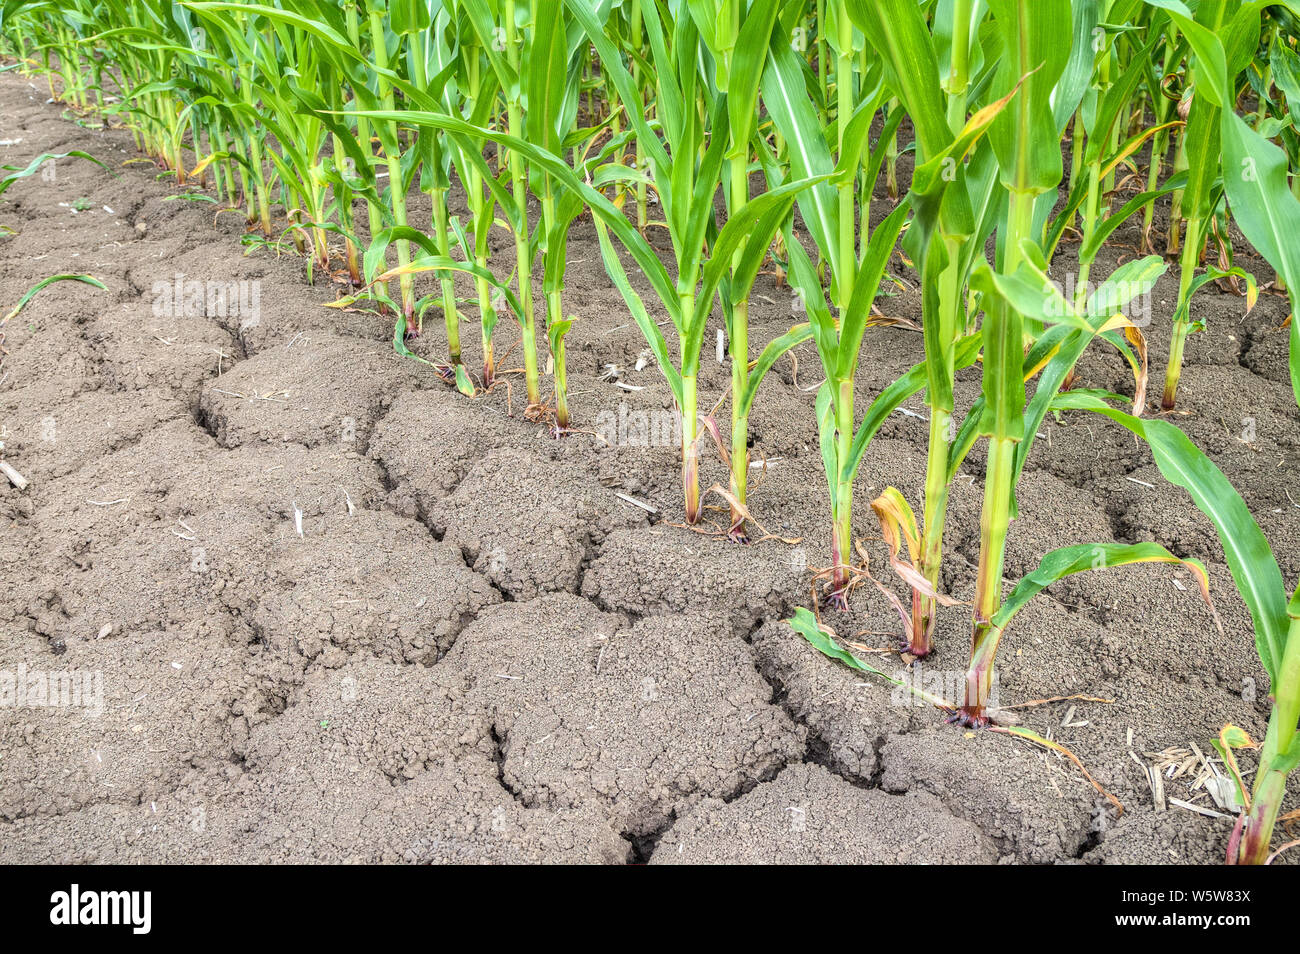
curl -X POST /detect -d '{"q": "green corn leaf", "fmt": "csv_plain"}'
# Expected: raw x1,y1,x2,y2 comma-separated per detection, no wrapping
590,216,684,407
993,541,1215,632
724,0,781,159
687,173,827,373
760,37,840,283
1003,255,1168,514
1053,0,1102,135
816,381,839,513
1085,254,1171,320
376,253,526,330
737,322,814,418
389,0,430,35
523,0,570,157
1053,390,1289,682
3,273,106,323
546,317,573,355
1082,32,1163,168
0,150,109,197
785,232,841,379
1141,1,1228,108
787,607,892,678
984,0,1072,197
844,332,984,487
847,0,951,161
1219,109,1300,403
833,199,912,383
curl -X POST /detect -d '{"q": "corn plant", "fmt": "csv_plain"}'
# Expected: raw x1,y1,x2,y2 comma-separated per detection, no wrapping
443,13,504,387
774,0,1002,610
0,149,108,199
1049,382,1295,864
561,0,820,523
1153,0,1266,409
783,202,908,604
1046,27,1185,304
691,0,782,538
1169,3,1300,861
3,273,106,322
452,0,544,408
763,1,888,316
845,0,1006,652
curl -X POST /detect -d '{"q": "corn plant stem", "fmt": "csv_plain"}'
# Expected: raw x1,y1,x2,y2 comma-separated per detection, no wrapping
912,407,952,656
167,99,184,183
1239,612,1300,862
915,235,964,655
1068,113,1085,211
681,366,701,525
540,190,569,426
313,180,330,273
1167,129,1187,254
552,320,570,428
729,304,749,534
885,97,899,198
1161,221,1201,410
368,10,414,326
964,433,1016,722
1074,159,1104,308
470,168,497,383
236,58,267,231
344,5,384,262
1239,766,1287,864
504,0,540,406
477,275,496,382
728,143,751,536
213,121,233,205
245,131,272,234
962,190,1034,722
830,376,854,599
1098,48,1115,209
329,126,361,285
945,0,973,134
190,115,205,186
461,52,496,381
1142,121,1170,241
59,25,81,106
431,185,463,363
407,32,460,362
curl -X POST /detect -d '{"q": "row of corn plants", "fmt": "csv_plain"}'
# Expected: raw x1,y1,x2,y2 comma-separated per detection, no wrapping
4,0,1300,864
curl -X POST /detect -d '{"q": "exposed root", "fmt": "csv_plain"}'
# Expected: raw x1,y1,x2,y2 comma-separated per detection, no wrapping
726,525,750,545
945,708,990,730
807,542,878,616
673,485,801,548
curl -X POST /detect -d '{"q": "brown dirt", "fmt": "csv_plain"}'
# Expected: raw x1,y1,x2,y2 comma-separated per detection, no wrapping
1,73,1296,865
